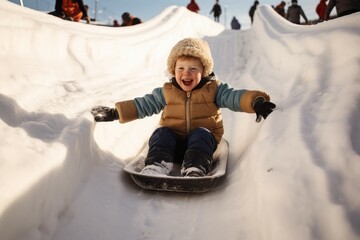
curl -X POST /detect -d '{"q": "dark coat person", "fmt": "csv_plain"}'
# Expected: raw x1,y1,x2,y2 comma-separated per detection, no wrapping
120,12,142,26
231,17,241,30
210,0,222,22
275,1,286,17
249,1,259,24
286,0,308,24
325,0,360,19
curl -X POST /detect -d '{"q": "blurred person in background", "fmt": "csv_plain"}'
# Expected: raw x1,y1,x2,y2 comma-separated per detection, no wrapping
325,0,360,19
286,0,308,24
120,12,142,26
113,20,120,27
316,0,328,21
49,0,90,23
187,0,200,13
210,0,222,22
275,1,286,17
231,16,241,30
249,1,259,24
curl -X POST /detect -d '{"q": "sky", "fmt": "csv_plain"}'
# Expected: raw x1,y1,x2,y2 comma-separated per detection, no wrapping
9,0,321,29
1,1,360,240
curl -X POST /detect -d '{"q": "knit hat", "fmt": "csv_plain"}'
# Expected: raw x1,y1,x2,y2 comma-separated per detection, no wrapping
167,38,214,77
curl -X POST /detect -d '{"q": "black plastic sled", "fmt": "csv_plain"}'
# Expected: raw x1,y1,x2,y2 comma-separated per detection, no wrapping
124,139,229,193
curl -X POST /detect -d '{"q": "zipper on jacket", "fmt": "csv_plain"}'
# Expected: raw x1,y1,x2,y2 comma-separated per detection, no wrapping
186,91,191,134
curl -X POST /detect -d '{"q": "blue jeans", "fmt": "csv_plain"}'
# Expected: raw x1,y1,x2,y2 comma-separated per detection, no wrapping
145,127,217,173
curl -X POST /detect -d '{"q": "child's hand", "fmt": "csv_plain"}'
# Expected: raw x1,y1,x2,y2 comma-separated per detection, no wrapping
253,98,276,123
91,106,119,122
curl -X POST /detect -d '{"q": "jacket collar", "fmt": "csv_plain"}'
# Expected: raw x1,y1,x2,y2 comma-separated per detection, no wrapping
170,72,216,91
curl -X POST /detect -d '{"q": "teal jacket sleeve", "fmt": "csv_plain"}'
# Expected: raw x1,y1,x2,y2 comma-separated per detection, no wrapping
133,87,166,119
215,82,246,112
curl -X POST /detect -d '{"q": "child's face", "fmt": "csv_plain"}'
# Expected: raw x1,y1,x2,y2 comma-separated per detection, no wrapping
174,56,204,92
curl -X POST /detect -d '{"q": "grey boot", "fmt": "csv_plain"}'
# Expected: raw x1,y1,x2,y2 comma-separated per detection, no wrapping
181,150,213,177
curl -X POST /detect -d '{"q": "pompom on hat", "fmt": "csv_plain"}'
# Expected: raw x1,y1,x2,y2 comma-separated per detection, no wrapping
167,38,214,77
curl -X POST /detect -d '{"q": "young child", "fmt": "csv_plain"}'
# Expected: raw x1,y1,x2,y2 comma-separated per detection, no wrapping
91,38,276,177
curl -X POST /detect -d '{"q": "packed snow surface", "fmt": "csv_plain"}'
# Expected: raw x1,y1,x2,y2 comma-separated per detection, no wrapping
0,2,359,240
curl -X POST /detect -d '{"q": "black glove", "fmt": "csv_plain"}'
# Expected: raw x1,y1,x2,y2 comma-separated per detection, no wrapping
91,106,119,122
253,98,276,123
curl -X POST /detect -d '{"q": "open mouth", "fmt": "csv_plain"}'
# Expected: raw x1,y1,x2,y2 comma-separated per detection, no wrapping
182,79,193,86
